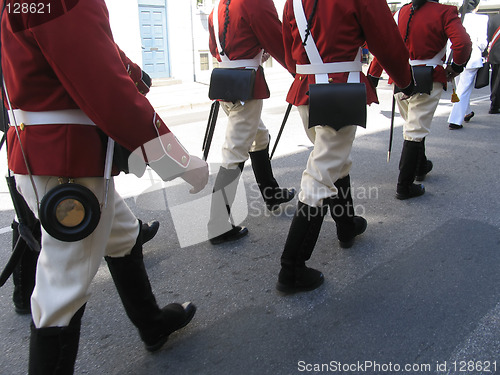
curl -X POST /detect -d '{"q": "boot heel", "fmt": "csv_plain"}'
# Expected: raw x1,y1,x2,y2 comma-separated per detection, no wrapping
396,183,425,200
266,188,296,211
144,302,196,352
276,267,324,294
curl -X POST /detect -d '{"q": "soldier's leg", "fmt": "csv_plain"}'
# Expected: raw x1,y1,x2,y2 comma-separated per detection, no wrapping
207,100,264,244
276,107,360,293
16,175,114,374
105,189,195,352
249,122,295,211
396,83,442,199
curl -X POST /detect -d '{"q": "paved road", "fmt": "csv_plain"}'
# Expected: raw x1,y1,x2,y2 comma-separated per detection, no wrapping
0,69,499,375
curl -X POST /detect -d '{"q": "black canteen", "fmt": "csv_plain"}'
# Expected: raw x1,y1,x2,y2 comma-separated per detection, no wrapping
39,183,101,242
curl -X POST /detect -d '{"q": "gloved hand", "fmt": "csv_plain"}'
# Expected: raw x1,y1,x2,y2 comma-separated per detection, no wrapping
129,133,208,194
180,156,209,194
397,69,416,99
400,79,415,98
445,63,463,82
141,70,152,89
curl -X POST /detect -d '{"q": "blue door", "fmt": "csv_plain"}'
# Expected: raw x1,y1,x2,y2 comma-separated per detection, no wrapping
139,6,170,78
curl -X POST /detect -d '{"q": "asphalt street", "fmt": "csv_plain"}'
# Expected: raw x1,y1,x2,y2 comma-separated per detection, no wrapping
0,68,499,375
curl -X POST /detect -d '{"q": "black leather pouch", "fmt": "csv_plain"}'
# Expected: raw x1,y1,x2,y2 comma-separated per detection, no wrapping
412,66,434,94
308,83,367,130
474,62,490,89
208,68,256,102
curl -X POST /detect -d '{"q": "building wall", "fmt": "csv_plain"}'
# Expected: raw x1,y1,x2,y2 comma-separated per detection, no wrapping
166,0,196,82
103,0,296,83
105,0,143,66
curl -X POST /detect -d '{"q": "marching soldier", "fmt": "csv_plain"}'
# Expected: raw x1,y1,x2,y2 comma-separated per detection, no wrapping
4,68,158,316
369,0,472,199
207,0,295,245
277,0,415,293
1,0,208,373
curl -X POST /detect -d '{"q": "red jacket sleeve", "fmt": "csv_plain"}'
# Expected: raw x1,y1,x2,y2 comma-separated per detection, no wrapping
443,7,472,66
27,0,169,152
367,56,384,78
117,47,151,95
244,0,286,69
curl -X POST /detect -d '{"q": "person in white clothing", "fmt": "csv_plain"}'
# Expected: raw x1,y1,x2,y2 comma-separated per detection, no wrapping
448,0,489,129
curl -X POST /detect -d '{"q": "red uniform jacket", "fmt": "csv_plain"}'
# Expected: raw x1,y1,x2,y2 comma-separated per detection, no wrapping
208,0,287,99
282,0,412,106
2,0,181,178
368,2,472,88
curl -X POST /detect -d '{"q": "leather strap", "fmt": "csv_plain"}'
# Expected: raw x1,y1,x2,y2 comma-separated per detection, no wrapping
292,0,361,84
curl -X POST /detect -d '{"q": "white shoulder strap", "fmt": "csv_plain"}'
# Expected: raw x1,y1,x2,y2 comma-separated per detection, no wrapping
410,47,446,67
212,1,262,68
293,0,327,83
292,0,360,84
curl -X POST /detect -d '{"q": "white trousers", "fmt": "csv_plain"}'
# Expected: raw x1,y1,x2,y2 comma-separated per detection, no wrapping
396,82,443,142
297,105,357,208
220,99,270,169
447,68,479,126
15,175,139,328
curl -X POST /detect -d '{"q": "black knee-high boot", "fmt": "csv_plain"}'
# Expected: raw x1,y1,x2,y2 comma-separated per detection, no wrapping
12,220,40,315
249,144,295,211
105,222,196,352
396,140,425,200
208,163,248,245
276,202,326,293
328,175,367,249
141,220,160,244
28,304,86,375
11,220,156,316
414,138,433,182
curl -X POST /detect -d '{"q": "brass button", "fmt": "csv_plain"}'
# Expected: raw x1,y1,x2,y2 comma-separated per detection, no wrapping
166,143,172,152
181,155,187,164
20,123,25,131
135,82,138,86
328,78,333,83
155,120,161,128
299,76,302,81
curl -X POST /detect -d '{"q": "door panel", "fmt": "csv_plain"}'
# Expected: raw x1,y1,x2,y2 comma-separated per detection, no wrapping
139,6,169,78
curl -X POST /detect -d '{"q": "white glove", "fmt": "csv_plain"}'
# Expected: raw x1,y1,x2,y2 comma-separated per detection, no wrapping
180,155,209,194
129,133,208,194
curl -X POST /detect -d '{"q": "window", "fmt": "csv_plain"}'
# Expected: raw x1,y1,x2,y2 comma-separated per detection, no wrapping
197,0,216,8
200,53,210,71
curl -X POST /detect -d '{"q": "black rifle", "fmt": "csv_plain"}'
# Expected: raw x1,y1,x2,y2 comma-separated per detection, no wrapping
202,101,220,161
270,103,293,160
388,92,396,162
